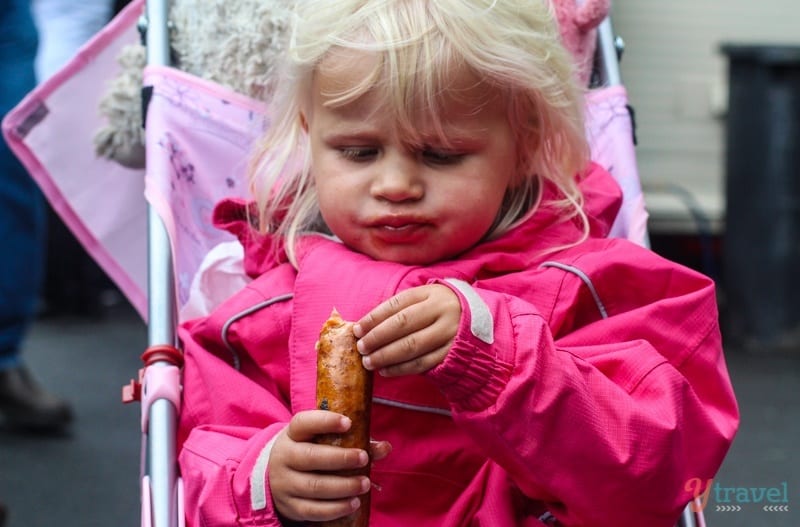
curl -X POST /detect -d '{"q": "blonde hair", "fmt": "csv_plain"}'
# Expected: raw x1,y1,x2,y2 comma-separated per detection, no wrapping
249,0,590,265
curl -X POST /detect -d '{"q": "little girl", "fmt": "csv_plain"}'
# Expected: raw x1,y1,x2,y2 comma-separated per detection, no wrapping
177,1,738,526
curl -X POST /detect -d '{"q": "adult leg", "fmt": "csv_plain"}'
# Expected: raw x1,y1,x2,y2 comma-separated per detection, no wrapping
0,0,72,433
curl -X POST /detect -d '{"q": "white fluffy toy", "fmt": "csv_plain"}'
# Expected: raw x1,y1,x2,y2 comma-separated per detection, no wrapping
94,0,293,168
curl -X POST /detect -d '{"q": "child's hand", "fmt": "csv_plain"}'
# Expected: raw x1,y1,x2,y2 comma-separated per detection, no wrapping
268,410,391,522
354,284,461,377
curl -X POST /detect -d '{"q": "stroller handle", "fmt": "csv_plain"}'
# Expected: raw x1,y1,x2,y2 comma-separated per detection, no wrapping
142,1,183,527
595,17,624,87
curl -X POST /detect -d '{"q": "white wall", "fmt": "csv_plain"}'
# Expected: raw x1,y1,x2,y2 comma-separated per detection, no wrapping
611,0,800,233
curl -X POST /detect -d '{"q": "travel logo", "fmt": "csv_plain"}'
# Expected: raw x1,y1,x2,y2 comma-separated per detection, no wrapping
685,478,791,513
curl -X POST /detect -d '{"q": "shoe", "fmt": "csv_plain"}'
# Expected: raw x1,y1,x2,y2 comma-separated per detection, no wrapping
0,365,73,434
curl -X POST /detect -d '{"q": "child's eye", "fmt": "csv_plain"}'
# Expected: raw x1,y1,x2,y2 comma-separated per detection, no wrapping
339,147,378,162
422,149,464,165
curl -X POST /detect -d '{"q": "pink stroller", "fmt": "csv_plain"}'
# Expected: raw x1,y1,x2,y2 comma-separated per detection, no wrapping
2,1,705,526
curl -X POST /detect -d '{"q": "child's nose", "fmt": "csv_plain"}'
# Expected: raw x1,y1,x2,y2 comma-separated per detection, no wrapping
370,154,424,202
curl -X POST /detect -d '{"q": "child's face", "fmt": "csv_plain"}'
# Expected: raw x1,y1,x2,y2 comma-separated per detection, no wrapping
306,50,519,265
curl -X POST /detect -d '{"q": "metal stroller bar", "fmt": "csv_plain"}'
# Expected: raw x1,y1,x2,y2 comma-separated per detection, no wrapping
680,503,698,527
595,17,624,87
678,498,706,527
141,1,183,526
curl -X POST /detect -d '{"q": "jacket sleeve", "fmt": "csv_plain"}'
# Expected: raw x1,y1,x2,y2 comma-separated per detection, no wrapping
427,250,739,527
177,293,294,527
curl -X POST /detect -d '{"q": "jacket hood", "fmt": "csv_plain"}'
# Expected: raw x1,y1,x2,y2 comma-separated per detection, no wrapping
211,199,279,279
212,162,622,278
455,162,621,275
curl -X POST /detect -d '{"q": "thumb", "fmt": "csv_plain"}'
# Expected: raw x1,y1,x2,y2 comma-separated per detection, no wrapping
369,439,393,461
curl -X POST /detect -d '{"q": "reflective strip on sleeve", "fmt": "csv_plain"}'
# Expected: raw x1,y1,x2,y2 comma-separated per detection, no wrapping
444,278,494,344
250,432,281,511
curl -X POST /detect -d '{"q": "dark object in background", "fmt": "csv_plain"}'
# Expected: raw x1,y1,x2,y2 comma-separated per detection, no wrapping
113,0,133,16
42,204,118,318
648,233,722,280
720,44,800,352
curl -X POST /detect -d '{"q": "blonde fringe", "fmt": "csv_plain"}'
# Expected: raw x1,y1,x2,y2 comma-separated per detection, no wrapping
248,0,592,267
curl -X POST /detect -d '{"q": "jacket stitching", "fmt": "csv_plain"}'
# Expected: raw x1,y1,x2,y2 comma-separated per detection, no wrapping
373,397,452,417
539,261,608,319
221,293,294,370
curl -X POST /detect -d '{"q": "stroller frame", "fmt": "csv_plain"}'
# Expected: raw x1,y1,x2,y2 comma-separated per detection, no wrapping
130,2,705,526
134,1,184,527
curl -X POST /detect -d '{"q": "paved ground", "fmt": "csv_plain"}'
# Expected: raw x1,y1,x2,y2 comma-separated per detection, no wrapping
1,299,798,527
0,305,143,527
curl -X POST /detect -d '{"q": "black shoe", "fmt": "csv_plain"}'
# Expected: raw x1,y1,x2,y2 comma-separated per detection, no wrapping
0,365,73,434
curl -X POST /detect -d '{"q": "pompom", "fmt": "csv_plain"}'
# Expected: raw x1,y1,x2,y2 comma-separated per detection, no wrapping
549,0,611,87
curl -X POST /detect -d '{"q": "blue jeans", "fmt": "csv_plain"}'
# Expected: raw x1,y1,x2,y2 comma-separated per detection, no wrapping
0,0,45,368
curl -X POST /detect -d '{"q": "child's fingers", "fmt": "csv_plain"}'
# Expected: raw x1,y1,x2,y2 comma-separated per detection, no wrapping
287,409,351,442
283,470,371,502
361,322,450,373
356,295,437,355
374,343,450,377
283,411,369,472
369,439,393,461
277,488,365,522
285,441,369,473
354,287,428,339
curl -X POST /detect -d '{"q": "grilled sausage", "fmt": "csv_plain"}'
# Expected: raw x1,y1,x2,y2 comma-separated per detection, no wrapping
315,309,374,526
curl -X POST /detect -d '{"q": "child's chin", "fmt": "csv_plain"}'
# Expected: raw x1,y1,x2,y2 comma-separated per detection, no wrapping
362,247,437,266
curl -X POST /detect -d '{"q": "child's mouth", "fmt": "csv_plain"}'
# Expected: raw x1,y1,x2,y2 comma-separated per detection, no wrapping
370,220,431,243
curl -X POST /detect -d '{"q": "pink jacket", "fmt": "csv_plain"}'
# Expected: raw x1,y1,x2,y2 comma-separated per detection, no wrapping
177,164,738,527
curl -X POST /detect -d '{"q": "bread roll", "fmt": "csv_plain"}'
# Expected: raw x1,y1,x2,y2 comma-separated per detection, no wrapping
315,309,374,526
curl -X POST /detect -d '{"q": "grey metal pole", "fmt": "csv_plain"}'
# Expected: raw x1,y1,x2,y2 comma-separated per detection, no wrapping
143,1,180,527
596,17,624,87
677,504,698,527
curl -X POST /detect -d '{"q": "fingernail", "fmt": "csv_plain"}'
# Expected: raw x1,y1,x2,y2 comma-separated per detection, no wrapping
356,340,366,355
361,477,371,493
358,450,369,466
341,416,352,429
362,356,372,370
350,497,361,511
353,324,363,338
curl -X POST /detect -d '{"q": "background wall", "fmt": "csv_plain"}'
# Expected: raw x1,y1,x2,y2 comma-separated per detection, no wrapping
611,0,800,233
